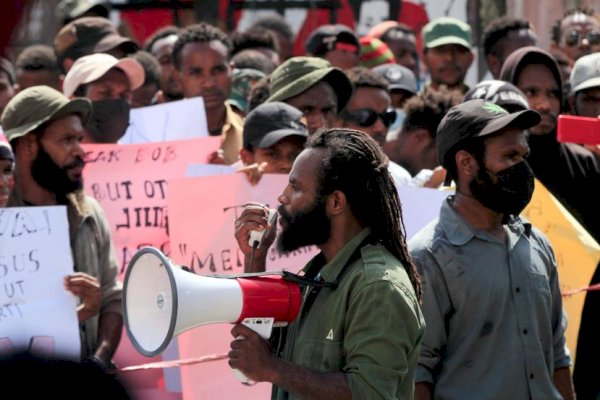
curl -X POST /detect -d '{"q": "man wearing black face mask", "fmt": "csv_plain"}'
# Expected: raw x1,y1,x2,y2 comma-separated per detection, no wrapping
409,99,576,400
1,86,123,371
63,52,145,143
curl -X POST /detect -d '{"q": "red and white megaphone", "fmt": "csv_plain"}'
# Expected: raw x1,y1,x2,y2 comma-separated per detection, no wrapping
122,246,301,382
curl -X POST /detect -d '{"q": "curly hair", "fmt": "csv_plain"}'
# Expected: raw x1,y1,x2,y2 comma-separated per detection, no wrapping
143,25,180,53
172,22,232,69
345,66,388,90
403,87,463,138
306,128,422,300
482,17,533,57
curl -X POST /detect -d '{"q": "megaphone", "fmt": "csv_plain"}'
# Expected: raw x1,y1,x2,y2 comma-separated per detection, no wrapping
122,246,301,382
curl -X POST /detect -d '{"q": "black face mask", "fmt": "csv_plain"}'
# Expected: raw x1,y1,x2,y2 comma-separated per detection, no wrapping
470,160,535,219
85,99,130,143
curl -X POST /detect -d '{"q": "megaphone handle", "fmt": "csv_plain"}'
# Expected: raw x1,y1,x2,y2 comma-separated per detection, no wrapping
232,344,254,385
232,318,275,385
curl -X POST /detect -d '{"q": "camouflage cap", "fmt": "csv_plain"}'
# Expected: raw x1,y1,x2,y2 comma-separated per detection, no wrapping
267,56,353,112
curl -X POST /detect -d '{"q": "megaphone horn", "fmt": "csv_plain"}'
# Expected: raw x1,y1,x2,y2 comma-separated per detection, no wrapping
122,247,301,358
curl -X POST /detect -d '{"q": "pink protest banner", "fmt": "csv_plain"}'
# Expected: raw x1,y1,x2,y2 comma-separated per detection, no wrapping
82,137,221,275
166,173,317,399
81,137,220,399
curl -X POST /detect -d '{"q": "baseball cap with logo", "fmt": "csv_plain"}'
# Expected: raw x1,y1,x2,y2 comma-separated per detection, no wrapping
54,16,138,64
267,56,353,112
423,17,472,50
464,80,529,112
436,99,540,183
305,24,359,56
372,63,417,95
243,102,308,150
63,53,145,97
570,52,600,94
1,86,91,142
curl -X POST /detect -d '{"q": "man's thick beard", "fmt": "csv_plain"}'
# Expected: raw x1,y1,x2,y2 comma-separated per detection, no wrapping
277,197,331,253
31,143,84,196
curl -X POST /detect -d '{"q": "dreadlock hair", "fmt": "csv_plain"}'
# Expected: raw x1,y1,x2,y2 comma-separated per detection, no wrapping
551,7,598,44
306,128,422,300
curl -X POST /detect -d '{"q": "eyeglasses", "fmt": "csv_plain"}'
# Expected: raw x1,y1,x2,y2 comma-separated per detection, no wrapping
341,108,397,128
565,30,600,47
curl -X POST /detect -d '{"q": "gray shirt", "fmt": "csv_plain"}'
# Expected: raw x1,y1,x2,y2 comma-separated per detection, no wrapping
409,197,571,400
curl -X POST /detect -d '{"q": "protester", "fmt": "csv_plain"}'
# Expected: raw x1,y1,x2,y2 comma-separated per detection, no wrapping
566,51,600,400
62,53,144,143
358,36,396,69
0,57,15,116
373,63,418,157
266,56,353,134
229,68,267,116
172,22,243,165
500,46,600,244
54,16,138,73
231,29,281,67
551,8,600,72
410,99,575,400
144,25,183,103
340,66,395,146
129,50,161,108
369,22,420,79
384,88,462,183
304,24,360,70
230,127,425,399
0,85,123,370
14,44,63,92
372,63,418,110
464,79,530,112
482,17,538,79
234,101,308,184
231,49,276,75
568,52,600,124
56,0,111,26
422,17,474,93
0,141,14,207
249,14,295,62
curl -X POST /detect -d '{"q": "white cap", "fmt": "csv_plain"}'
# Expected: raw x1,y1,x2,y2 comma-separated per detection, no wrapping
570,52,600,94
63,53,145,97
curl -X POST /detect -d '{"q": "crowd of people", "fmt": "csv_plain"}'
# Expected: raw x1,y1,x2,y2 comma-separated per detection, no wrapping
1,1,600,399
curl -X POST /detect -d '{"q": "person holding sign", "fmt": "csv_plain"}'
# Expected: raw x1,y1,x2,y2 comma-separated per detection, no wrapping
0,141,14,207
235,101,308,185
0,86,123,370
230,128,425,399
410,100,574,400
172,22,243,165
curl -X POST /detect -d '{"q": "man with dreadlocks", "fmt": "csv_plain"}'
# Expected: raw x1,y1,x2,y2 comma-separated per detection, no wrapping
229,128,425,399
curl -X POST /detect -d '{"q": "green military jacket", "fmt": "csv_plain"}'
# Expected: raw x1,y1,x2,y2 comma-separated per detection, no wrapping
273,228,425,399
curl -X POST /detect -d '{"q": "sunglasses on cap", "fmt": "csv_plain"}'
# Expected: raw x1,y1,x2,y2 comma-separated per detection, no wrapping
565,30,600,46
341,108,397,128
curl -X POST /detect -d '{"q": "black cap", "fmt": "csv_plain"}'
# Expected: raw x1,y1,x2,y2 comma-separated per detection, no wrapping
372,63,417,95
437,99,540,177
305,24,359,57
243,102,309,149
464,80,529,112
